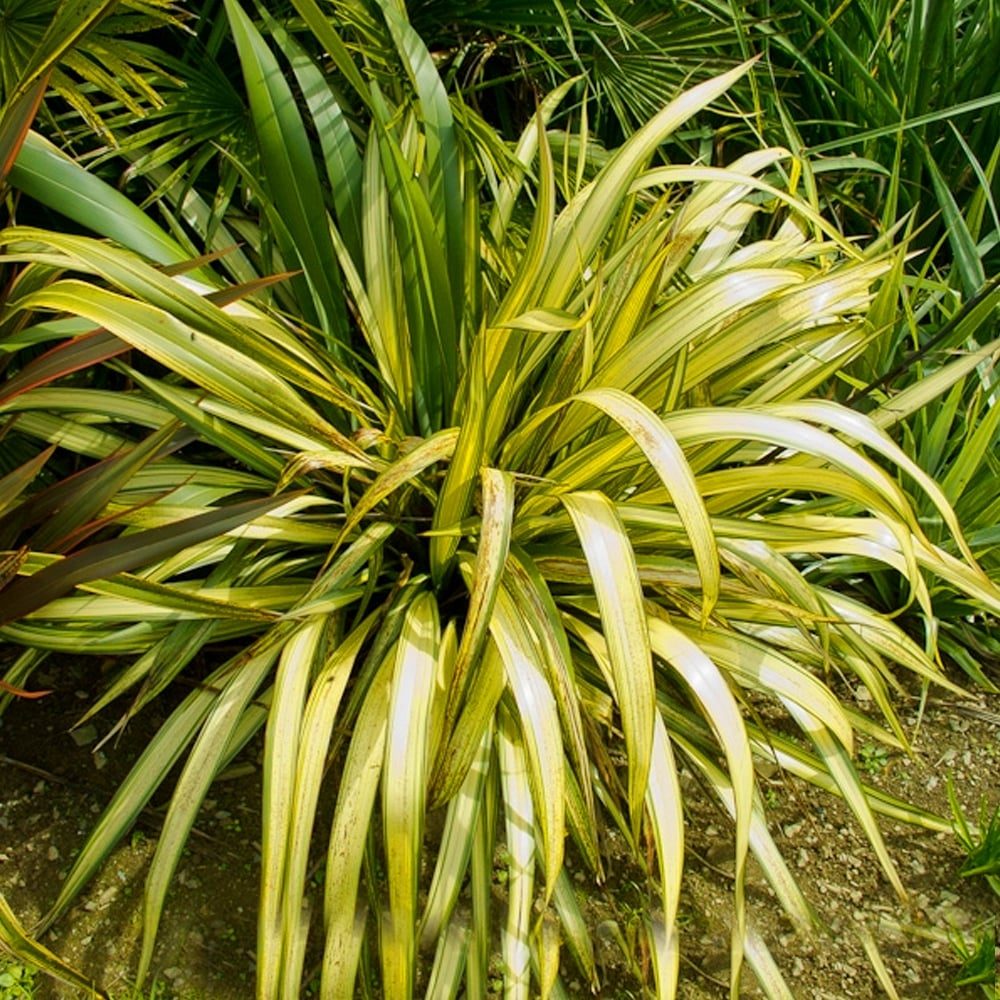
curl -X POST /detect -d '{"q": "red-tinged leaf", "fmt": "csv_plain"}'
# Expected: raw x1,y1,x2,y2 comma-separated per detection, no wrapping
0,679,52,699
44,483,181,555
29,422,186,552
0,428,191,551
0,446,55,515
0,454,127,549
204,271,301,306
160,246,245,276
0,492,297,625
0,74,49,184
158,251,299,301
0,329,128,407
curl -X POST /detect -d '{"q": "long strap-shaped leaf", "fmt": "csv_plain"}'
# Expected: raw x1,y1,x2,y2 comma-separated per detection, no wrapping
504,547,595,841
562,491,654,837
0,446,53,518
380,2,464,339
497,704,535,1000
647,617,751,997
40,641,266,932
0,329,128,408
540,60,754,308
490,587,565,904
258,619,326,1000
644,714,684,1000
321,662,391,999
420,726,491,947
575,388,719,622
0,76,49,184
382,592,440,999
0,892,107,998
223,0,348,350
769,400,988,575
3,227,368,419
11,132,196,269
137,636,282,982
21,282,363,457
275,613,380,998
440,468,514,740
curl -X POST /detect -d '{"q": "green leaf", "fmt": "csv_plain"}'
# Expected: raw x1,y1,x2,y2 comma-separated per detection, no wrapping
222,0,348,348
138,634,281,982
10,133,193,267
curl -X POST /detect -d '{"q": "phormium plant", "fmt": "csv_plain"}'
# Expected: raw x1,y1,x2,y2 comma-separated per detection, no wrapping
1,2,998,998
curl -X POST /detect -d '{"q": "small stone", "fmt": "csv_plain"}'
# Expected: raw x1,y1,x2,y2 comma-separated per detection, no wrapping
178,869,201,889
163,967,183,980
96,886,118,907
47,845,60,862
71,725,98,747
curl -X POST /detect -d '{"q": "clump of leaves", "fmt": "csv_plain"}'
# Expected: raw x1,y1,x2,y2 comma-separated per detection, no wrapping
858,742,890,776
950,779,1000,895
950,923,998,999
0,959,36,1000
947,779,999,997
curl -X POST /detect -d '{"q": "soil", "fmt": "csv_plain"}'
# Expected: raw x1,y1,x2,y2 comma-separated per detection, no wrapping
0,660,996,999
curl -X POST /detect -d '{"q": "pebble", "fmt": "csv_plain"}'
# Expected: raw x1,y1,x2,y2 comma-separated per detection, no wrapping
47,845,60,861
71,725,98,747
